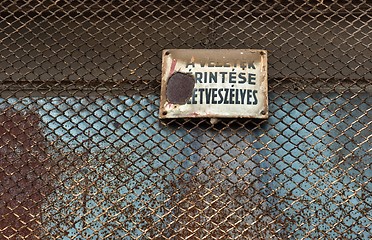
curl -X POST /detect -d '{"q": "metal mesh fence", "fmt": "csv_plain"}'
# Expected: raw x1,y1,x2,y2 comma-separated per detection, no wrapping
0,0,371,239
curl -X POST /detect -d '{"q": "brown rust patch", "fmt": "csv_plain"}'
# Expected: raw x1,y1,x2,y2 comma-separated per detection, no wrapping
166,176,287,239
0,108,53,239
166,72,195,105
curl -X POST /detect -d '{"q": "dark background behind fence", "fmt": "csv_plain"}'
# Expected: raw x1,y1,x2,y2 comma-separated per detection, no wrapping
0,1,371,239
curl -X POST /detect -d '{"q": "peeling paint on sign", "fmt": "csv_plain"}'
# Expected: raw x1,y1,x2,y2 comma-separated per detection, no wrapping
160,49,268,119
166,72,195,104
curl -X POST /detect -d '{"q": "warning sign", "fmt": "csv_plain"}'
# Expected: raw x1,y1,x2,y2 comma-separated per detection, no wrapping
160,49,268,119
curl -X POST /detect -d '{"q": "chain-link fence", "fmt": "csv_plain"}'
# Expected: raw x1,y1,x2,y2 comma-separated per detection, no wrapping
0,0,371,239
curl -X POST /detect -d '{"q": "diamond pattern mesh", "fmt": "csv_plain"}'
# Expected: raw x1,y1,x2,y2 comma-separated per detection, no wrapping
0,1,371,239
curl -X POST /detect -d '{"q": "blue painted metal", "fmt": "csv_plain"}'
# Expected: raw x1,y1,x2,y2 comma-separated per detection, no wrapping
0,90,370,239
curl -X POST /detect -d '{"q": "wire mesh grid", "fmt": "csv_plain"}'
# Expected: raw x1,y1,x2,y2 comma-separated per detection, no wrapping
0,0,371,239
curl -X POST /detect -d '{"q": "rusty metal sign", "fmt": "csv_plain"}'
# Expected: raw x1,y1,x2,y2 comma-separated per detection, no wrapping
160,49,268,119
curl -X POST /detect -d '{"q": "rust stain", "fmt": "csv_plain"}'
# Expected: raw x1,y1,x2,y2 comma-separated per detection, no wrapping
166,72,195,105
41,147,173,239
166,176,287,239
0,108,53,239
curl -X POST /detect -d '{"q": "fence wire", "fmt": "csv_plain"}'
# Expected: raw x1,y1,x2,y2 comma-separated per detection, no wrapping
0,0,371,239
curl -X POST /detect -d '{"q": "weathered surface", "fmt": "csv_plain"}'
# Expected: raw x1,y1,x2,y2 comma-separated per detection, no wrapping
166,72,195,105
0,109,52,239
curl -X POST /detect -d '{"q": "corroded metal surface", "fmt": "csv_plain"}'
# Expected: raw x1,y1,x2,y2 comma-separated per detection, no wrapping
166,72,195,105
0,1,371,239
0,109,53,239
